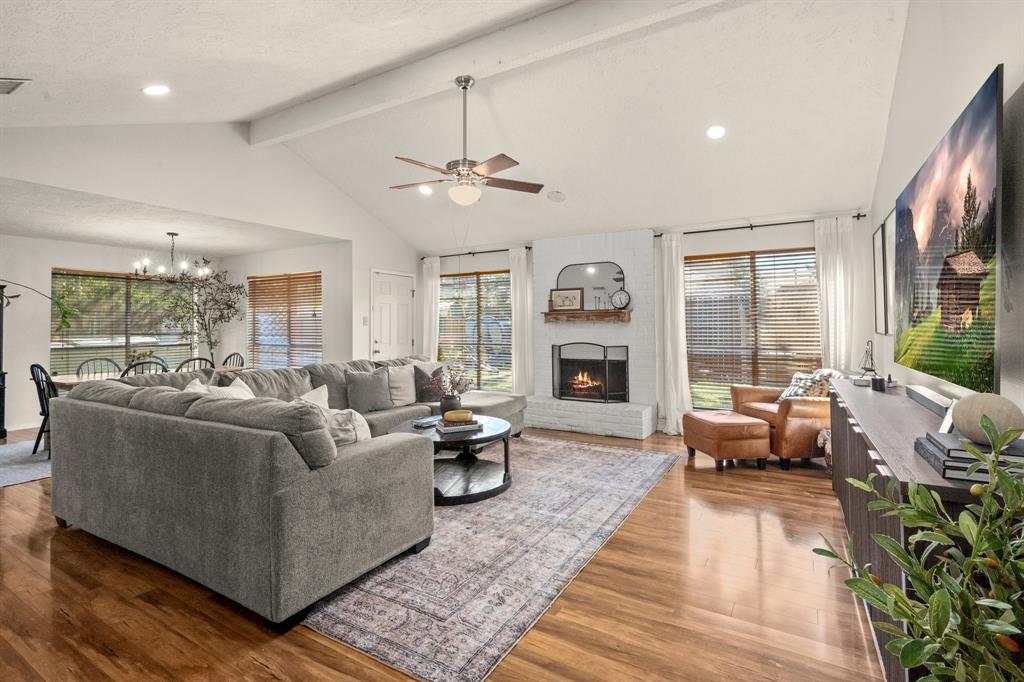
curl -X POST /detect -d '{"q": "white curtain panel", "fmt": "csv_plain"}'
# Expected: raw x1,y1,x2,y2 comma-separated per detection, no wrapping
509,246,534,395
420,256,441,360
655,232,692,434
814,216,856,372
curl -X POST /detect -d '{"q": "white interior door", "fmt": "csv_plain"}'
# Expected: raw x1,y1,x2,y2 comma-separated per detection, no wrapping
371,271,415,359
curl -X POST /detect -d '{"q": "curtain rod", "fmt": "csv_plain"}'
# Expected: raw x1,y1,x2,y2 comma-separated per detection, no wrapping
654,212,867,238
420,246,532,261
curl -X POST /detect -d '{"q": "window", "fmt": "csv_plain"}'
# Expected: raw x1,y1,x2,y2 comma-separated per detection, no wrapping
438,271,512,390
247,272,323,369
49,270,192,375
684,249,821,409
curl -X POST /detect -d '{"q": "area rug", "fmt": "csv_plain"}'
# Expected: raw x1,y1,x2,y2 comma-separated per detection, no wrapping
305,434,678,682
0,440,51,488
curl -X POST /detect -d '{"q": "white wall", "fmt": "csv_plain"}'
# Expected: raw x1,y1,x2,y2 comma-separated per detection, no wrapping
0,122,420,358
859,0,1024,406
218,241,352,365
0,233,210,430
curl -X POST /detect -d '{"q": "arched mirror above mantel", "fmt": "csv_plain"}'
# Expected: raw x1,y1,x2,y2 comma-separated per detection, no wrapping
555,261,625,311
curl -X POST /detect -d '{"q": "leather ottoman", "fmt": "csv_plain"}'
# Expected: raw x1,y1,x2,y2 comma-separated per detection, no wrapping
683,411,771,472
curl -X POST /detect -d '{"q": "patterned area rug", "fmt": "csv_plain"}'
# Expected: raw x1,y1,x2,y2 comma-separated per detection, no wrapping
0,440,51,488
305,434,677,682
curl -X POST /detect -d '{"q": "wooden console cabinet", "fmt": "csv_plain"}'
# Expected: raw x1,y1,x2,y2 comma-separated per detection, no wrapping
830,379,972,682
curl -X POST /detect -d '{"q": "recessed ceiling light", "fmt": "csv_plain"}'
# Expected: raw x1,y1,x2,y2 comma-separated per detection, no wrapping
705,125,726,140
141,84,170,96
547,190,566,203
418,185,433,196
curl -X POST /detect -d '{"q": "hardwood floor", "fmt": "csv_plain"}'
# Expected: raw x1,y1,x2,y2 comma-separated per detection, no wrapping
0,426,882,681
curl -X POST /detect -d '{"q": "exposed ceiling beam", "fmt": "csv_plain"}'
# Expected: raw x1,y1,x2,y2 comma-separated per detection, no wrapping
249,0,728,146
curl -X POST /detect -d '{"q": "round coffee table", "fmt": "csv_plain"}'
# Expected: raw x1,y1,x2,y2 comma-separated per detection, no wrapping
389,414,512,506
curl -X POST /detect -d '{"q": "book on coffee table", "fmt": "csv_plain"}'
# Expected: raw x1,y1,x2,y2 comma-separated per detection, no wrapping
435,420,483,434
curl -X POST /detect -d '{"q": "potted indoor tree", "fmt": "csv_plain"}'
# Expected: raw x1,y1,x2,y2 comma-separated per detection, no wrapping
163,259,246,363
817,415,1024,681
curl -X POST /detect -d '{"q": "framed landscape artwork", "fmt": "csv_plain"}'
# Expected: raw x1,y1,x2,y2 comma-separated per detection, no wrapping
894,66,1001,392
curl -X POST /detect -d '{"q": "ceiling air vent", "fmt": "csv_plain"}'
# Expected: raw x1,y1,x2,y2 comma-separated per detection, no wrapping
0,78,31,95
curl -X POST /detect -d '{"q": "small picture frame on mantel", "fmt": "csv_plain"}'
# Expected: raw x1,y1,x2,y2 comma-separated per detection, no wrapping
549,288,584,311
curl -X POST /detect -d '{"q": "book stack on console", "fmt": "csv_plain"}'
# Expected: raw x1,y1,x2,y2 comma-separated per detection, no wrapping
435,409,482,434
915,430,1024,482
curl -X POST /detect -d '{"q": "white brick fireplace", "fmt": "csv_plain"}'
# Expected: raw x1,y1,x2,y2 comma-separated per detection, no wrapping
525,229,657,439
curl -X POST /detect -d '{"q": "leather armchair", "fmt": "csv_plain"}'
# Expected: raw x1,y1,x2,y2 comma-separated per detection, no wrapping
730,384,830,468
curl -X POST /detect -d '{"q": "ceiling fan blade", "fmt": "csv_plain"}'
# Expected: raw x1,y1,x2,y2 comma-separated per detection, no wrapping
395,156,451,175
472,153,518,177
481,177,544,193
389,179,449,190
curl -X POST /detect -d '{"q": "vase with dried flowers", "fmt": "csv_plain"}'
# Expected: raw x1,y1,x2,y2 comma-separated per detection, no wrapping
429,366,469,414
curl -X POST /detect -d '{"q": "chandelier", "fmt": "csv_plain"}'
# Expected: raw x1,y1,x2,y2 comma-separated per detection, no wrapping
132,232,210,279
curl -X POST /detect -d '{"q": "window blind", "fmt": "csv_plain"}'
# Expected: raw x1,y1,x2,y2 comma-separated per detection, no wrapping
438,271,512,390
684,249,821,409
247,271,323,369
49,270,192,375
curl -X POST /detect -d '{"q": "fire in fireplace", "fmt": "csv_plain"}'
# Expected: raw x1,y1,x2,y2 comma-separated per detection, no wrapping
552,343,628,403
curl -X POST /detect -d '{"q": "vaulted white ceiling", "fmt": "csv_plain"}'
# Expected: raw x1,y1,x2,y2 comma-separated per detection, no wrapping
0,0,908,254
286,0,908,252
0,0,564,126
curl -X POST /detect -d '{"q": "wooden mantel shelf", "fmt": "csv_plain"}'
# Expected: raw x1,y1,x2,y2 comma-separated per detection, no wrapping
542,309,631,322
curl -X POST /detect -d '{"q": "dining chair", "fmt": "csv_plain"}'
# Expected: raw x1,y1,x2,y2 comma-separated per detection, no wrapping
76,357,123,379
175,357,214,372
222,353,245,368
29,364,58,457
120,359,169,377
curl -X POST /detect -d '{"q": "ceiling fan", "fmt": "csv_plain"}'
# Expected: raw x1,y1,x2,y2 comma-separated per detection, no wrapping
390,75,544,206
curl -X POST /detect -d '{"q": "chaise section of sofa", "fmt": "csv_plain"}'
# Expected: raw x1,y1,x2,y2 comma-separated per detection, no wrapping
50,380,434,624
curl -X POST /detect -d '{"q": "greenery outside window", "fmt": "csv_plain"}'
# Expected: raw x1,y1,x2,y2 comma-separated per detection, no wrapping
439,271,512,390
684,248,822,409
49,270,192,375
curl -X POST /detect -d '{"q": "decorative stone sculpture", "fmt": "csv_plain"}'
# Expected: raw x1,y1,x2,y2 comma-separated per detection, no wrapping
951,393,1024,444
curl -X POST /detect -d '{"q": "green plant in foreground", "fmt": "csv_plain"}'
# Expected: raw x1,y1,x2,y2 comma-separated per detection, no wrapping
816,415,1024,681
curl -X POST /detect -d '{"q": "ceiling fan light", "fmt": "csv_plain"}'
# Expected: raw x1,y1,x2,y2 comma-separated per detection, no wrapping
448,182,481,206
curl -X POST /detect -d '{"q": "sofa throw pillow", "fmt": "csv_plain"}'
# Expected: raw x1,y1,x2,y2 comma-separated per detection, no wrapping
200,377,256,400
345,367,392,413
777,373,816,402
183,378,209,394
294,384,330,411
414,364,445,402
293,390,371,445
388,364,416,407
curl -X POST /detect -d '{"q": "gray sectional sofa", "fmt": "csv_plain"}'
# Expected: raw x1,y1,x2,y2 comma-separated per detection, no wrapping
49,355,526,625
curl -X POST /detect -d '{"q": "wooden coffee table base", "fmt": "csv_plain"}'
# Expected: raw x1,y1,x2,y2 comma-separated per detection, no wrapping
433,440,511,506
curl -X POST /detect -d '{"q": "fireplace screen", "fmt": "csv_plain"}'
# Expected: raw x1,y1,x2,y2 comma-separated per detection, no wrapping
552,343,628,403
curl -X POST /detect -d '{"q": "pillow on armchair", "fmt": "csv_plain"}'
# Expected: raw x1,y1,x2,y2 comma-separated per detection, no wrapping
777,368,843,402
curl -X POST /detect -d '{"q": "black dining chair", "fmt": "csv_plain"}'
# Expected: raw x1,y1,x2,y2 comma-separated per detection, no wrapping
76,357,123,379
120,359,169,377
175,357,214,372
222,353,245,368
29,364,58,457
